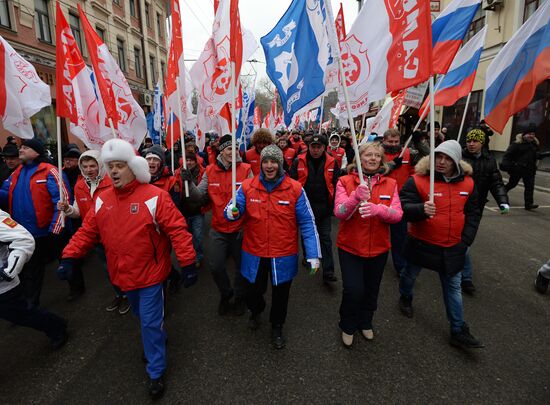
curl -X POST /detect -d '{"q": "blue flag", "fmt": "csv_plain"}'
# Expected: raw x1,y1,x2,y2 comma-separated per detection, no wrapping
146,112,161,145
236,89,255,151
152,81,164,134
261,0,330,126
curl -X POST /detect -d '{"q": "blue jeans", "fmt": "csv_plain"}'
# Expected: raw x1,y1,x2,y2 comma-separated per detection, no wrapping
461,248,473,282
126,283,166,379
186,214,204,263
390,218,408,275
399,263,465,333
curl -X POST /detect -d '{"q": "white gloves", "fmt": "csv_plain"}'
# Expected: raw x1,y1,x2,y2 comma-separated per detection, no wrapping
225,203,240,221
307,258,320,275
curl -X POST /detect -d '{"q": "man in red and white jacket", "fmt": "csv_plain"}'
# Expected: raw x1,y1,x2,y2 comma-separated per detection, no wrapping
58,139,196,399
57,150,129,314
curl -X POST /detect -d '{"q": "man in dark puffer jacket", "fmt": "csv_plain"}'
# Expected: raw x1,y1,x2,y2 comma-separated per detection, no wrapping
459,129,509,294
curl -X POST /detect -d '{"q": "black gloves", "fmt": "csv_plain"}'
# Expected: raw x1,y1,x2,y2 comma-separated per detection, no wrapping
180,264,198,288
391,156,403,168
180,169,194,183
56,258,76,281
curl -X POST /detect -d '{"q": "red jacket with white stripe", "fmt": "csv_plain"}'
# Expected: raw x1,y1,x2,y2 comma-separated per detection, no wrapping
73,176,112,220
62,180,195,291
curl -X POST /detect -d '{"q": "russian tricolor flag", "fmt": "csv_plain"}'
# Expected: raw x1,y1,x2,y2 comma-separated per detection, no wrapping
484,1,550,133
420,26,487,117
432,0,481,74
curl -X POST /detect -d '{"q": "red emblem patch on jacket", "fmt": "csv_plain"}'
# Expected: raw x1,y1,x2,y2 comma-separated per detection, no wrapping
2,217,17,228
130,203,139,214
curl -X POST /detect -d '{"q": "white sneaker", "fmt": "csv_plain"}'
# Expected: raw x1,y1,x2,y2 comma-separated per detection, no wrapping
341,332,354,348
361,329,374,341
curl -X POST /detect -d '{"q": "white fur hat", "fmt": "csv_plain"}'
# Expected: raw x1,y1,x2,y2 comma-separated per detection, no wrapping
101,139,151,184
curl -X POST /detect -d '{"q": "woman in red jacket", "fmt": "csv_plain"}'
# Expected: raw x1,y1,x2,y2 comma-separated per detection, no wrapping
334,142,403,347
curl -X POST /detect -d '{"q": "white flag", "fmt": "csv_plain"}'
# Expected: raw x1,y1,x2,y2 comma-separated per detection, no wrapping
0,35,51,139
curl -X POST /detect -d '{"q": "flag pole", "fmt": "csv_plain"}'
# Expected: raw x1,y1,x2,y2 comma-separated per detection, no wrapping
318,94,325,135
325,0,363,184
176,82,189,197
56,116,65,227
169,107,175,174
359,113,366,140
231,61,237,206
399,77,444,158
336,59,363,184
107,118,117,139
456,92,471,143
428,76,436,202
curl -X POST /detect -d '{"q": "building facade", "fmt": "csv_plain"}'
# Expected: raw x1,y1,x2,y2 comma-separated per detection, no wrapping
433,0,549,153
0,0,169,149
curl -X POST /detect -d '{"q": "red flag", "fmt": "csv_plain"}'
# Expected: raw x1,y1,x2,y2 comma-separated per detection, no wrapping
253,106,261,128
78,4,146,148
166,0,190,137
77,5,115,122
56,2,103,149
229,0,243,82
335,3,346,46
389,91,406,128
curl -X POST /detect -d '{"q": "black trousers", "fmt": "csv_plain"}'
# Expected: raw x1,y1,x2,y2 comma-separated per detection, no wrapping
0,285,67,339
338,248,388,335
245,258,292,327
19,235,60,309
505,170,535,207
60,229,85,294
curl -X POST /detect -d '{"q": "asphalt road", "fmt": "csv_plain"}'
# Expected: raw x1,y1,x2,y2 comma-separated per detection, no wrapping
1,180,549,404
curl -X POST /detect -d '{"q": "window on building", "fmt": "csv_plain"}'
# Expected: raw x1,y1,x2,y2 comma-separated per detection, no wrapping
512,80,550,151
35,0,52,43
524,0,543,22
134,47,142,78
129,0,137,17
145,3,151,27
0,0,11,28
117,38,126,71
156,12,163,38
464,7,485,42
441,90,483,142
113,0,120,5
149,55,156,82
69,13,83,51
96,26,105,43
160,61,165,84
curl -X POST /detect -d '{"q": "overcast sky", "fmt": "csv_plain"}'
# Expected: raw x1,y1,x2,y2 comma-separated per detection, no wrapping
179,0,359,82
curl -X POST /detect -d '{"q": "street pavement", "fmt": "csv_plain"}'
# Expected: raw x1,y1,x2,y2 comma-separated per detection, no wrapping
1,177,550,404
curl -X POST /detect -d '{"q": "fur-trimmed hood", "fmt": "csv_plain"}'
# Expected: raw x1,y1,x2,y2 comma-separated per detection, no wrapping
101,139,151,184
514,133,540,145
78,150,106,182
414,155,473,176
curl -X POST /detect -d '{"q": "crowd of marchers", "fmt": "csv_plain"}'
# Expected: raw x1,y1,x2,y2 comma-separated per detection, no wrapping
0,121,549,400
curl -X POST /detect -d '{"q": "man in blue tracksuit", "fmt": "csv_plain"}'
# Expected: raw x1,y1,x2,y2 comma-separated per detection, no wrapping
0,139,70,308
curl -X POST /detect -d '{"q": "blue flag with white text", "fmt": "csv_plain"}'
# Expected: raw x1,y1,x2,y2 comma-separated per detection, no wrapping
261,0,330,126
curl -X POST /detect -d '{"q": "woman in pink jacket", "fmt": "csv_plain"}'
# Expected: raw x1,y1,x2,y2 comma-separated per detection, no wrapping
334,142,403,348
